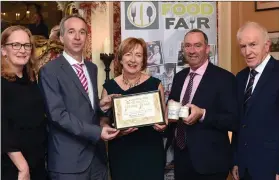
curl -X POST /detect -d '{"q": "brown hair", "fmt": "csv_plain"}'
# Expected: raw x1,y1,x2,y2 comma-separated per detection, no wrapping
1,25,36,82
115,37,147,76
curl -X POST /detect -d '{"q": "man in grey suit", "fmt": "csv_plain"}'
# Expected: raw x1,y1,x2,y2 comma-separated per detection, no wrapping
38,14,119,180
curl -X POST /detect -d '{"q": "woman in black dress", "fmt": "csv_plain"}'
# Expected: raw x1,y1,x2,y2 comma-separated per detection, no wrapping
100,37,167,180
1,25,47,180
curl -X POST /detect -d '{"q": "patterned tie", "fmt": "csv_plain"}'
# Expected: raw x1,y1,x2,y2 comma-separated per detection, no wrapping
73,63,88,93
243,69,258,111
176,72,197,149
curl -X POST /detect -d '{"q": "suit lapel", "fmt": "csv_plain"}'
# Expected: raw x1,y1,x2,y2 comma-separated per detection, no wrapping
238,68,250,105
176,69,189,101
84,61,99,108
191,63,213,104
245,57,275,113
60,56,91,104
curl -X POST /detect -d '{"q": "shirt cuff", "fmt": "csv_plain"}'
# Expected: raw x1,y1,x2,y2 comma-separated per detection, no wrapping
199,109,206,122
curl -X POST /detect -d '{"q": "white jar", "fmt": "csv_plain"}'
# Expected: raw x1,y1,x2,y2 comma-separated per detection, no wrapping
167,101,181,120
179,105,189,118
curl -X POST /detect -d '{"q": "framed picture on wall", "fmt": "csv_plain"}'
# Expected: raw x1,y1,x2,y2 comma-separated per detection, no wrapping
269,31,279,60
255,1,279,11
147,40,164,67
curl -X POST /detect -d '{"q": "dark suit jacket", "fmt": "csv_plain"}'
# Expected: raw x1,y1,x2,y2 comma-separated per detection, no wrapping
29,23,49,39
168,62,239,174
232,56,279,180
38,55,106,173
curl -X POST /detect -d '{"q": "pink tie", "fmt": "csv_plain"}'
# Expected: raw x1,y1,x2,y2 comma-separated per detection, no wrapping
73,63,88,93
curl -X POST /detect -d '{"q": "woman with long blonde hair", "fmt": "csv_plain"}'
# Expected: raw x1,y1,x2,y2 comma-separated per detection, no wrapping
1,25,47,180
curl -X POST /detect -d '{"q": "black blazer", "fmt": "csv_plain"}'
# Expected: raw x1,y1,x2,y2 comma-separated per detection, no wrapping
168,62,239,174
232,56,279,179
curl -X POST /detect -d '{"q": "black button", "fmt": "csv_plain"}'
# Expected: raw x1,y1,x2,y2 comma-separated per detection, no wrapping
244,142,248,146
242,124,247,128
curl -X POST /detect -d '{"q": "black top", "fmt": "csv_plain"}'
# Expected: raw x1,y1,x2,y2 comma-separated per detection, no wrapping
103,76,165,180
1,70,47,170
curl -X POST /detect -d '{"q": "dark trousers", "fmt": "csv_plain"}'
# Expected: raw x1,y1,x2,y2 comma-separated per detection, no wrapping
48,154,108,180
174,144,228,180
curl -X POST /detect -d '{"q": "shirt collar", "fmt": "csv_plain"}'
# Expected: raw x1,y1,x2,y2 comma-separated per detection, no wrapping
253,54,270,74
189,60,209,76
63,51,84,66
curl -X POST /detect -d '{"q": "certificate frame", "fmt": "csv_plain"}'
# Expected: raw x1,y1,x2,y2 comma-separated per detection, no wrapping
112,90,165,130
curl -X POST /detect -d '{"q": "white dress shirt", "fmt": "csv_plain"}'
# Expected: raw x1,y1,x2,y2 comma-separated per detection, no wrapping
246,54,270,93
63,51,95,109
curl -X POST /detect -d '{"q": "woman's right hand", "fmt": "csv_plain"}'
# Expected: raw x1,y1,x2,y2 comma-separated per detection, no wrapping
118,128,138,137
18,165,30,180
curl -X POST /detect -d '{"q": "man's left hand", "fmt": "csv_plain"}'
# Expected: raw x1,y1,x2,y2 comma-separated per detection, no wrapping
276,174,279,180
100,94,121,112
183,104,204,125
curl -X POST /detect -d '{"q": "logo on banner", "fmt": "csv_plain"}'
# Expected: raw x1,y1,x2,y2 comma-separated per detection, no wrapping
125,2,159,30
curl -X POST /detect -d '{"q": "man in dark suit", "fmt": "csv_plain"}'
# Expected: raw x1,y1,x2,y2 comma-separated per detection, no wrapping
28,12,49,39
38,15,119,180
231,22,279,180
167,29,239,180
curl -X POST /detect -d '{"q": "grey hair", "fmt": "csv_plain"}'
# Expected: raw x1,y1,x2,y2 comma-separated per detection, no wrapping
59,14,88,36
237,21,269,42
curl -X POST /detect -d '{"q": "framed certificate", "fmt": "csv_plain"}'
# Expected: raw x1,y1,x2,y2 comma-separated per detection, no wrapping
112,90,165,129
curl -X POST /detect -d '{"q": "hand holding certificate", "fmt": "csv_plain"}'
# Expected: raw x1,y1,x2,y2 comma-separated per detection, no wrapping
112,90,165,130
100,93,122,112
118,127,138,137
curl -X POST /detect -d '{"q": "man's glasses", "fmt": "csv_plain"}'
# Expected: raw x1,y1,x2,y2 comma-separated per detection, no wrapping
4,43,32,51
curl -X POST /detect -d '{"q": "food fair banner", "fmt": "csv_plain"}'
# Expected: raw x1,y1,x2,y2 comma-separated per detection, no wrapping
121,2,217,179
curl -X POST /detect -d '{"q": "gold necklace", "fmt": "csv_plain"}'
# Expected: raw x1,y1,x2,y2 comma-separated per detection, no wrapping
123,73,141,89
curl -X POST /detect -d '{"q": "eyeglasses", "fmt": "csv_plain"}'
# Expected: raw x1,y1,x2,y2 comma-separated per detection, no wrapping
4,42,32,51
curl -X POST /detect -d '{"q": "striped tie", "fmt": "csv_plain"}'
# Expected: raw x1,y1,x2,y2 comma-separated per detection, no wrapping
73,63,88,93
243,69,258,111
176,72,197,149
